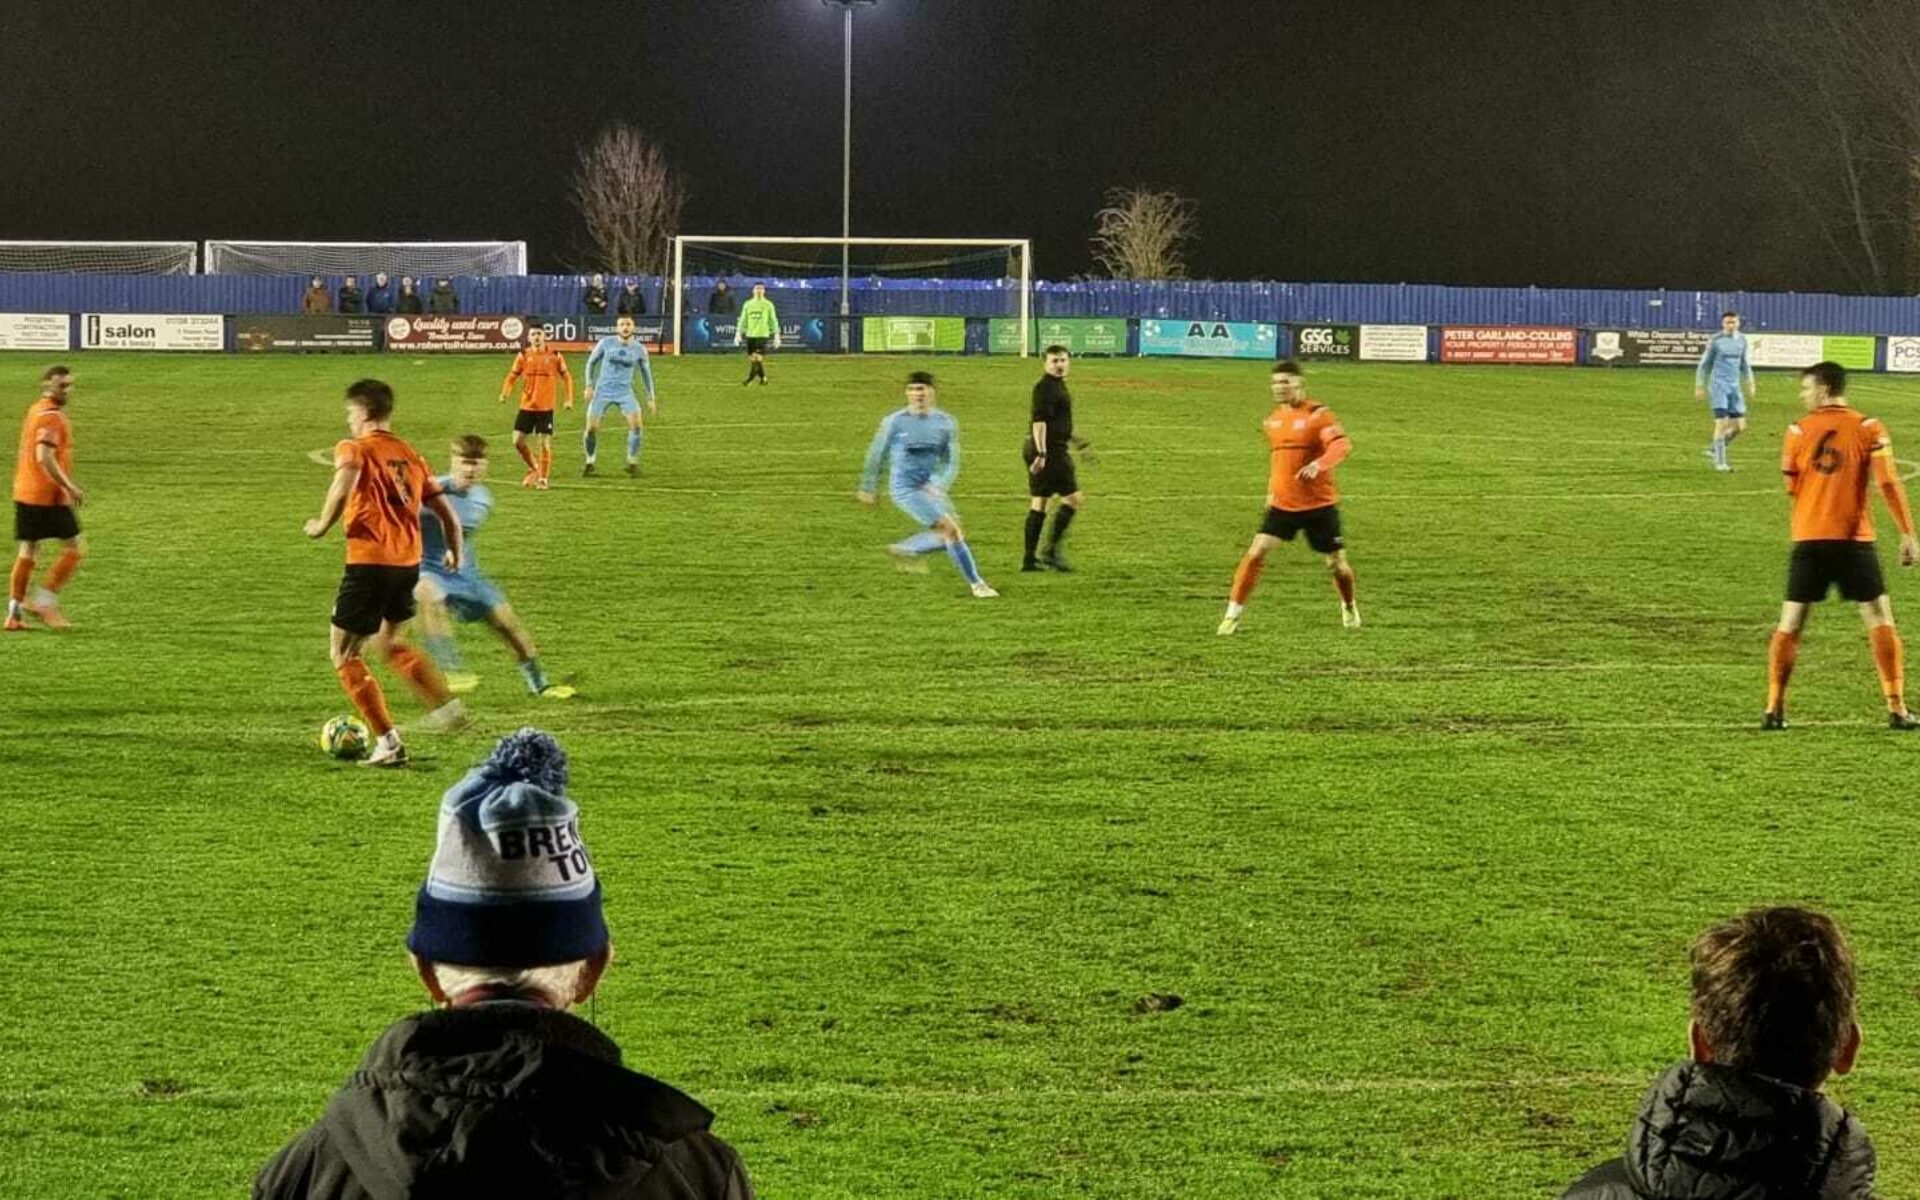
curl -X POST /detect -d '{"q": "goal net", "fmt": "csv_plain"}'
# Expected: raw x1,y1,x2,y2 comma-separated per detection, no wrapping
204,240,527,277
671,236,1032,355
0,241,197,274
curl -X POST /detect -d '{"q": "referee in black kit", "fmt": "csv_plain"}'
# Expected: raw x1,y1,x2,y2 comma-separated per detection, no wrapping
1022,344,1091,571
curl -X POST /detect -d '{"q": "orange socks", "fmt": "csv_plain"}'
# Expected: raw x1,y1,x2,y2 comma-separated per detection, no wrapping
539,446,552,479
1332,562,1356,607
1870,624,1906,713
335,659,394,736
43,548,81,593
386,641,452,706
1229,554,1265,605
1766,630,1800,714
7,556,31,603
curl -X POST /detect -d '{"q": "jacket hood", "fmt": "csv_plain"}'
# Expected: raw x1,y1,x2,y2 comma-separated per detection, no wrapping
1625,1061,1875,1199
317,1003,716,1200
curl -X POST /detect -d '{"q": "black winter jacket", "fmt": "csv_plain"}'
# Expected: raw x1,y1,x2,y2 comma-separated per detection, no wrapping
1563,1061,1875,1199
254,1002,753,1200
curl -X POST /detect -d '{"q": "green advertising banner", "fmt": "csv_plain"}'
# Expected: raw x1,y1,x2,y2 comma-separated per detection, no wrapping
862,316,966,353
988,317,1130,356
1821,335,1877,370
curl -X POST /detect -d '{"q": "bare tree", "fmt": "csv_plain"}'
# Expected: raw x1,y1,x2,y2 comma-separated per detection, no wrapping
570,125,689,275
1089,187,1199,279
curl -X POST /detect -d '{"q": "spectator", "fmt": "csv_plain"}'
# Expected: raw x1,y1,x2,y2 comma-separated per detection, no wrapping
301,276,331,315
253,729,754,1199
365,272,395,314
707,280,736,315
395,275,424,315
428,276,460,314
336,275,365,315
1562,906,1874,1198
616,280,647,316
584,273,609,314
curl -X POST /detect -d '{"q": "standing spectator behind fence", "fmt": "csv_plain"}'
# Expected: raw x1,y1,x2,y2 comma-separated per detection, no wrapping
395,276,424,315
584,273,608,314
302,277,331,315
337,276,364,315
428,277,460,314
366,272,394,314
252,729,754,1199
617,280,647,316
707,280,736,315
1561,905,1874,1199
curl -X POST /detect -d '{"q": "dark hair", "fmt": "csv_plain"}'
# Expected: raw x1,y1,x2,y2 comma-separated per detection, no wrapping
452,433,488,459
1802,361,1847,396
1044,344,1070,358
1691,906,1856,1089
1273,359,1302,376
42,364,70,381
1723,309,1739,320
345,378,396,420
907,371,935,387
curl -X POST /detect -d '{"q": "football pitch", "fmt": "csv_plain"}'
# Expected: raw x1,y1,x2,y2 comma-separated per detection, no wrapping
6,349,1920,1198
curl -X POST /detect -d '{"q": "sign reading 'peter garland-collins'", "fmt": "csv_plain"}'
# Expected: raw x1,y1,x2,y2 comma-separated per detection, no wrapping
1290,324,1360,360
1439,326,1577,365
1138,319,1278,359
681,315,832,352
233,315,381,352
384,315,528,352
81,313,225,351
1587,328,1711,367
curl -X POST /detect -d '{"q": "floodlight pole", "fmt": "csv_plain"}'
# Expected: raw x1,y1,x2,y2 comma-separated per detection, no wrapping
825,0,876,326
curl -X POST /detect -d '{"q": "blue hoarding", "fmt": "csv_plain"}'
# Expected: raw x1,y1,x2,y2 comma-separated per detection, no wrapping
1138,318,1277,359
682,315,834,352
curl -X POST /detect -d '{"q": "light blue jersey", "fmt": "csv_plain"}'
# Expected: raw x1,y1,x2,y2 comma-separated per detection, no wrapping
420,477,505,621
1696,332,1755,393
861,407,963,529
585,335,656,414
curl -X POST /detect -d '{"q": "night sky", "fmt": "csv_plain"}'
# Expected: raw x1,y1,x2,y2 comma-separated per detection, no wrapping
0,1,1844,289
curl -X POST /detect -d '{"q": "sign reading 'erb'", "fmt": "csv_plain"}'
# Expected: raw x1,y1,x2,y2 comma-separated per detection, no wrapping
0,313,70,351
385,315,527,352
81,313,224,351
1139,320,1276,359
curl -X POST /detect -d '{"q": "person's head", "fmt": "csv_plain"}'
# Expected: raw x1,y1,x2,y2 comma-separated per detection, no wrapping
400,275,416,290
622,280,639,293
1689,906,1860,1091
408,729,612,1011
527,326,548,350
345,378,395,433
41,364,72,403
1722,309,1741,334
309,276,325,290
374,272,389,287
905,370,936,413
590,273,605,288
1800,361,1848,409
448,434,489,487
343,275,358,288
715,279,731,292
752,282,766,299
435,276,452,288
1044,345,1071,378
615,315,635,339
1272,359,1306,404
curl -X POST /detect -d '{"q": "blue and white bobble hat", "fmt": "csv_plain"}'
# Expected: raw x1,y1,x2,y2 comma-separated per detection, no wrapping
407,728,609,968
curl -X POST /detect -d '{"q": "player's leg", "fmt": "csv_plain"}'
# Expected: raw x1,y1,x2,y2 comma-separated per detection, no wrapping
1023,496,1049,571
1044,487,1083,572
1764,600,1811,728
932,511,993,596
484,603,572,698
536,430,553,489
1325,549,1359,627
623,404,644,475
582,405,603,475
330,606,403,764
381,616,463,728
1304,508,1356,626
413,574,474,693
743,342,759,385
6,538,39,630
1221,528,1283,633
511,423,538,486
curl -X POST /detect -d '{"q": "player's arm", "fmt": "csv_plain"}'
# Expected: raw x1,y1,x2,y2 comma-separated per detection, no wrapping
637,345,658,412
583,340,603,398
932,424,960,494
1742,345,1756,396
305,461,358,538
32,435,83,507
857,416,892,502
499,352,524,404
1780,424,1803,496
1297,418,1351,480
1694,341,1717,398
557,353,575,409
421,490,464,571
769,303,782,349
1870,430,1918,565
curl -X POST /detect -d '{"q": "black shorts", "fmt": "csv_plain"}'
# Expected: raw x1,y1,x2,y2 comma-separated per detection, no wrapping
513,408,555,436
1260,504,1344,554
13,501,79,543
1786,540,1886,604
332,563,419,636
1022,444,1078,498
745,336,769,355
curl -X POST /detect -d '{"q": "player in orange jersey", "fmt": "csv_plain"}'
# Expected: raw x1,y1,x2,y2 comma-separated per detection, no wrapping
305,379,469,767
8,365,85,631
1217,360,1357,635
498,325,573,489
1764,362,1920,730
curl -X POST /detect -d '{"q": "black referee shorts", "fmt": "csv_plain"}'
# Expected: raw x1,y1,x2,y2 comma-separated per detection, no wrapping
332,563,420,636
1022,444,1078,498
1260,504,1344,554
14,501,79,543
1786,540,1887,604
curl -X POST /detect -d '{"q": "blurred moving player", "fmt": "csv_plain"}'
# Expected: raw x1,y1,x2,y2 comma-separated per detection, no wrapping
9,365,84,632
858,371,997,598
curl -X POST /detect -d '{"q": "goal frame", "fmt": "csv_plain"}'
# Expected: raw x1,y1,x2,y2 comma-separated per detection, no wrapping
0,240,199,274
671,235,1034,356
202,239,528,275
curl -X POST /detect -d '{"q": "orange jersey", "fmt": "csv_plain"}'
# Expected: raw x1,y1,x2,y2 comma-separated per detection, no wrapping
1264,401,1350,511
13,397,73,506
334,431,440,566
503,347,572,413
1782,405,1900,542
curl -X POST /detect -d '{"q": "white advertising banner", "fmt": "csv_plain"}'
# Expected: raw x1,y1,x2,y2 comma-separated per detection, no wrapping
1747,333,1825,369
0,313,70,350
81,313,225,351
1357,324,1427,362
1886,337,1920,374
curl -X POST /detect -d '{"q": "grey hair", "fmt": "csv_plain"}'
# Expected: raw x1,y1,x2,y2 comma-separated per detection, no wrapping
430,960,591,1007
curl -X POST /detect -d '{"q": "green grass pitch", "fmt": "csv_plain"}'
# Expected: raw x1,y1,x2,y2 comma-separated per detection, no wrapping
3,349,1919,1198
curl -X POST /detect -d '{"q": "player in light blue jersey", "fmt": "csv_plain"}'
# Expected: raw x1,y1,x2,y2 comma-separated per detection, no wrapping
415,434,574,699
581,314,658,477
857,372,998,598
1695,309,1756,473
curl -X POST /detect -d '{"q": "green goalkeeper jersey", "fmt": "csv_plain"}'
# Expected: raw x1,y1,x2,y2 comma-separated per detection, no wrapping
738,296,779,339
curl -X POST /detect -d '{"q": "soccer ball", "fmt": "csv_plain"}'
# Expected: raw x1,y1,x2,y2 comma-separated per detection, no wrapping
320,715,371,760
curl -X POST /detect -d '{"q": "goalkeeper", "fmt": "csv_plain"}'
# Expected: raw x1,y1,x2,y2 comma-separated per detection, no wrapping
735,282,779,386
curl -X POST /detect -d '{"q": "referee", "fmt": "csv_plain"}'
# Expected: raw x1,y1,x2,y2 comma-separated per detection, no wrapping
1022,345,1089,571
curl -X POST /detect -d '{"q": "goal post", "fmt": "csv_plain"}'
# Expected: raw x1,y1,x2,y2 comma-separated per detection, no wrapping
671,235,1033,356
0,241,198,275
203,240,527,277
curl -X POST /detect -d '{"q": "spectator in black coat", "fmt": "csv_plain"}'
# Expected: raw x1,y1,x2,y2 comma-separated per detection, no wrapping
336,276,365,315
366,272,395,314
395,276,424,315
1561,906,1874,1199
616,280,647,316
428,277,460,314
707,280,736,314
583,273,608,314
